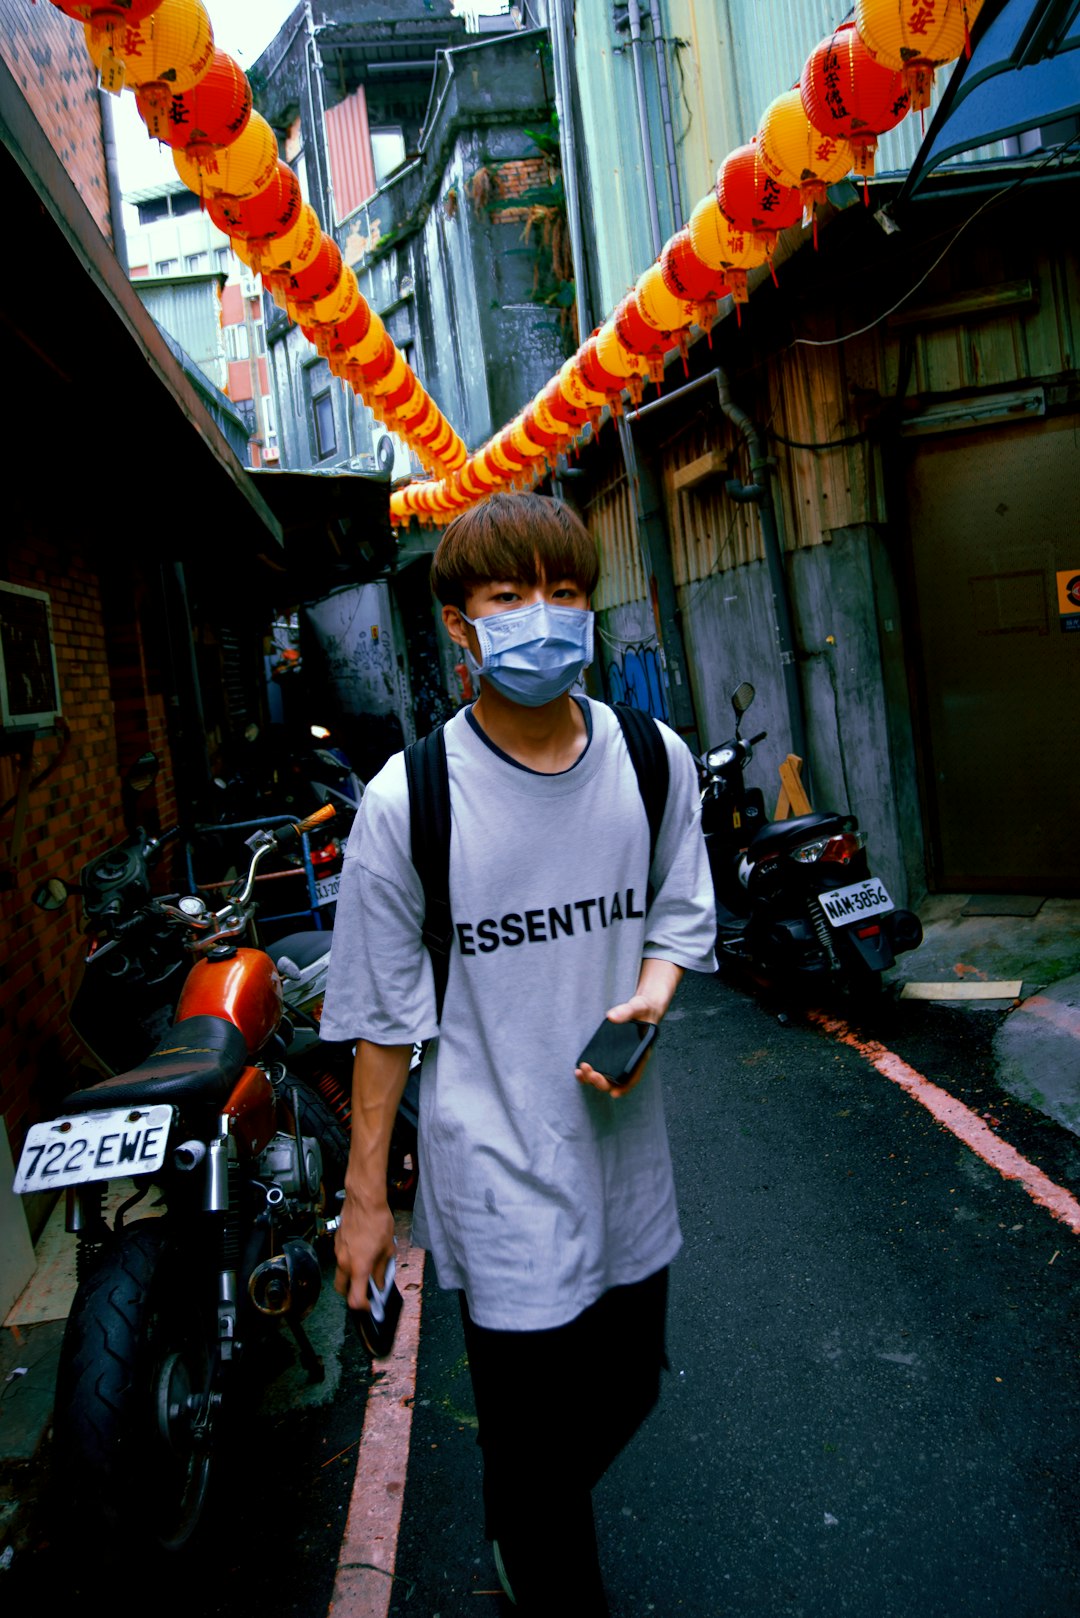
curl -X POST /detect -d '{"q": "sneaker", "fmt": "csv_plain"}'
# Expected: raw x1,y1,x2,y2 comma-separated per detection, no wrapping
492,1539,517,1606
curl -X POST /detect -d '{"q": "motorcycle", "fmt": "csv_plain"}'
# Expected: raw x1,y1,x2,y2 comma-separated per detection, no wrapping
699,681,923,1000
13,803,355,1557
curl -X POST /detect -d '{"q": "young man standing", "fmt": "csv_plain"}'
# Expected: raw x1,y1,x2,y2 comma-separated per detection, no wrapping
322,492,716,1614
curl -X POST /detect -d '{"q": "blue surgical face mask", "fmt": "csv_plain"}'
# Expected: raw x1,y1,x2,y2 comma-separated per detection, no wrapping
461,599,594,708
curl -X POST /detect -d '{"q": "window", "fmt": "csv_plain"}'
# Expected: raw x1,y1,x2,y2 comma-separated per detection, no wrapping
262,393,278,458
155,258,178,276
253,319,266,356
313,390,336,459
215,246,231,271
293,150,309,204
225,323,250,362
185,250,209,272
370,127,406,187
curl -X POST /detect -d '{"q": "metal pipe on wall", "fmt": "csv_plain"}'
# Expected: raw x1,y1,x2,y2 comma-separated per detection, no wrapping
98,89,127,276
548,0,593,343
647,0,683,229
714,370,810,790
626,0,663,257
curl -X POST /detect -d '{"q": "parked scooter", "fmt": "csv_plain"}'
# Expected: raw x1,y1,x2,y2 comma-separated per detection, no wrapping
15,803,352,1557
699,682,923,999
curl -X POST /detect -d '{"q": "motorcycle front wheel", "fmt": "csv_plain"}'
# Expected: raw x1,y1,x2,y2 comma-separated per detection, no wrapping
52,1220,217,1557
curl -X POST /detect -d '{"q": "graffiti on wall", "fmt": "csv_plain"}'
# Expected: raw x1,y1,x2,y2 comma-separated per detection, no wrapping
604,640,668,720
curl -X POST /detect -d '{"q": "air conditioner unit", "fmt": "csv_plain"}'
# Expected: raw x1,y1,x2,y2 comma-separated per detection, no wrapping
239,270,261,299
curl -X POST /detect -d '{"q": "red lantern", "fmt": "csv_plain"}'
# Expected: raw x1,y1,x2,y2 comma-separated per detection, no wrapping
208,161,301,244
801,22,911,197
659,231,729,338
614,292,680,386
542,376,592,434
577,335,628,416
523,406,562,461
716,142,802,256
52,0,163,31
136,48,251,155
282,234,342,307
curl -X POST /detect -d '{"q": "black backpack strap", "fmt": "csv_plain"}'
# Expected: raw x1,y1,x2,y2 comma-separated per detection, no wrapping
403,723,453,1022
612,704,669,898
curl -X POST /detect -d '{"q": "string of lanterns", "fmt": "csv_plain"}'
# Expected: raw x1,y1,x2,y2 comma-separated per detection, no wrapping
51,0,983,525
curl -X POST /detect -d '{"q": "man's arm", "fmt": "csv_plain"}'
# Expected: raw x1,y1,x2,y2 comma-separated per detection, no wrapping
333,1039,414,1310
574,957,683,1097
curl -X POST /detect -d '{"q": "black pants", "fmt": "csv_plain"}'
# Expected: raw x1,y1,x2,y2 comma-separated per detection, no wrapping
459,1267,669,1617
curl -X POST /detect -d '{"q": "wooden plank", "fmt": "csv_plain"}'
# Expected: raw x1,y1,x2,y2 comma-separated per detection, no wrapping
671,449,724,494
899,981,1023,1002
774,754,811,819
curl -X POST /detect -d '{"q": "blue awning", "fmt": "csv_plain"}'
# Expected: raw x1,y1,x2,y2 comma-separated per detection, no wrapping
903,0,1080,196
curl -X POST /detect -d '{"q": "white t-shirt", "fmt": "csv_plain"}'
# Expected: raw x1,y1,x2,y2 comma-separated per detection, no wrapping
320,698,716,1329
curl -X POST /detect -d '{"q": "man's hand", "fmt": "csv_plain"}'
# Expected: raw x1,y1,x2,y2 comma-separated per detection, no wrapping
575,959,684,1098
334,1189,396,1312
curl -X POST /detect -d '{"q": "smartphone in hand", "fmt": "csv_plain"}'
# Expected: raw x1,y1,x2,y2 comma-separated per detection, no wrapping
577,1018,658,1088
349,1255,403,1358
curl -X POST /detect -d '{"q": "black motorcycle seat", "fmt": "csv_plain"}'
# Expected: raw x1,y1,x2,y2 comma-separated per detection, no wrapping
267,931,331,971
60,1015,250,1114
747,811,853,862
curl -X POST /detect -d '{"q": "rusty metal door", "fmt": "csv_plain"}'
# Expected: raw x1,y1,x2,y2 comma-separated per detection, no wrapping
906,413,1080,893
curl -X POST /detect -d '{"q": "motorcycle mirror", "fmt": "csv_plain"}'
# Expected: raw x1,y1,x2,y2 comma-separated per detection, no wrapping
124,750,159,795
34,877,72,912
732,682,755,718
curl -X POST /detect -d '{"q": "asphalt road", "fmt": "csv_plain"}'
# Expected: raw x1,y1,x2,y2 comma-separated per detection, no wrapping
387,969,1080,1618
5,968,1079,1616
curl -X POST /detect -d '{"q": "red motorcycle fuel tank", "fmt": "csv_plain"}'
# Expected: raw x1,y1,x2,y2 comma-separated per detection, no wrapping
175,948,284,1055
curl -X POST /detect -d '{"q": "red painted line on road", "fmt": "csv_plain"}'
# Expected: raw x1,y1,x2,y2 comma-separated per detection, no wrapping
1018,994,1080,1040
809,1011,1080,1237
330,1213,425,1618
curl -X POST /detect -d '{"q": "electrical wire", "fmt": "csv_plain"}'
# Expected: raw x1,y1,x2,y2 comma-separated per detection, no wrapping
791,138,1080,350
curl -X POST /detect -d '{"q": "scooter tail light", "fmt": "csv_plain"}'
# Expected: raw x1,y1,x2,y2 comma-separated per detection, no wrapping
818,831,867,865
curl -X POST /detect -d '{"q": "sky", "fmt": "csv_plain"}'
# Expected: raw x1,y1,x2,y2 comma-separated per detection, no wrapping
112,0,299,193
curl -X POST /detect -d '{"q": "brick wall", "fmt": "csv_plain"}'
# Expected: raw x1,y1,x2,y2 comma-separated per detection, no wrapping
0,535,177,1218
0,0,112,243
487,156,555,226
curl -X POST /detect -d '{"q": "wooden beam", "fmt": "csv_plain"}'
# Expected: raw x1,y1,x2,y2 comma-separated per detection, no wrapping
774,754,811,819
672,449,725,494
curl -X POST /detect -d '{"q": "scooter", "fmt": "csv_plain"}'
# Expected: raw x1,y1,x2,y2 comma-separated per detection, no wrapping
699,682,923,999
15,804,352,1558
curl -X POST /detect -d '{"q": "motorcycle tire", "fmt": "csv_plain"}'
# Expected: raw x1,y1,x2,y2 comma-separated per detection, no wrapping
289,1073,349,1215
52,1220,217,1559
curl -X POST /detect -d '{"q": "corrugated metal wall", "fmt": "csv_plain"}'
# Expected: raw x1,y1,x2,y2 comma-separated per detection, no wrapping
326,84,377,224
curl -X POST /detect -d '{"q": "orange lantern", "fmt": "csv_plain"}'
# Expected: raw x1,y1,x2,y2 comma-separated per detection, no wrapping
854,0,983,111
688,195,768,306
522,405,562,466
174,109,277,202
262,207,324,296
593,319,650,404
508,415,547,463
716,142,802,260
441,439,469,474
480,445,512,486
136,48,250,154
801,22,911,196
369,347,410,400
559,356,607,418
636,262,695,334
86,0,214,105
614,291,681,382
541,375,592,436
307,265,360,330
458,461,490,499
208,161,301,245
758,89,853,243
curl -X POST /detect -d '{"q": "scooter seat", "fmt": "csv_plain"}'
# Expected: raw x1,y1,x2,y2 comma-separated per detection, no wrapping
59,1014,250,1113
267,931,331,971
746,811,853,862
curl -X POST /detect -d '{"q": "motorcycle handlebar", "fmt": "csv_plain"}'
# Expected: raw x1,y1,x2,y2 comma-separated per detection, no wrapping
272,803,337,846
749,731,768,746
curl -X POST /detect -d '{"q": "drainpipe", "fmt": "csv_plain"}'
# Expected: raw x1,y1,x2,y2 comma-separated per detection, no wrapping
304,3,332,224
647,0,683,229
714,370,810,791
626,0,662,256
99,90,127,275
549,0,592,343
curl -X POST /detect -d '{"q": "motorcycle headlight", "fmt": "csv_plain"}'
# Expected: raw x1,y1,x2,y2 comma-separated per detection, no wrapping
706,744,737,770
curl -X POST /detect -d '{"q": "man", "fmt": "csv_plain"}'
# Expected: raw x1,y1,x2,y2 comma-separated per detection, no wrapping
322,492,716,1613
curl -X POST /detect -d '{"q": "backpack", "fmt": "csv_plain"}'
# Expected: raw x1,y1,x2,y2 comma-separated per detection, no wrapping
403,704,670,1020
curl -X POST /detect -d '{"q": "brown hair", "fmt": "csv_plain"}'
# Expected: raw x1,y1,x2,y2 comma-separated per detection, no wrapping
430,493,600,608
